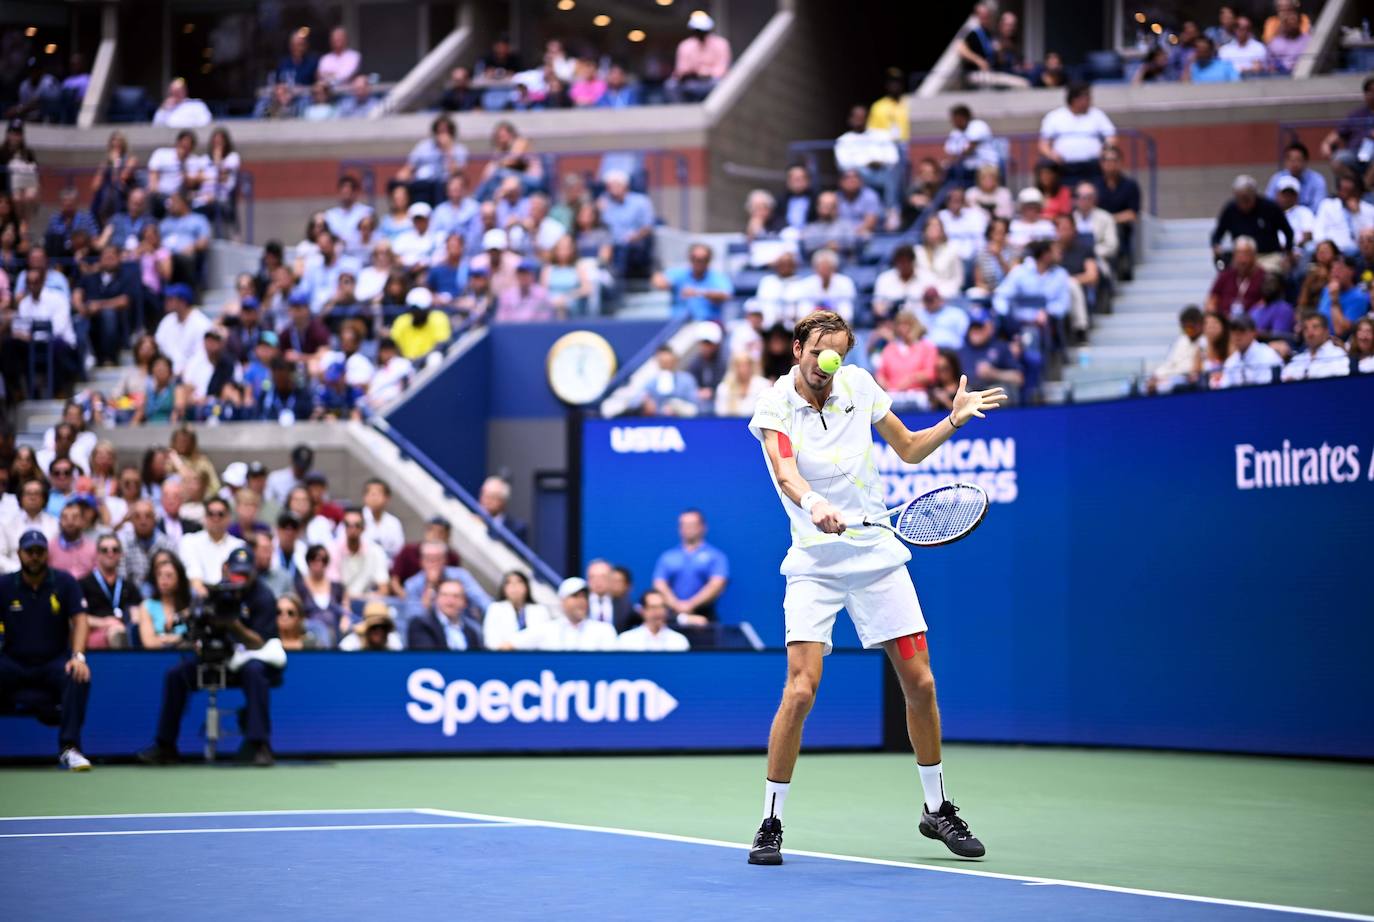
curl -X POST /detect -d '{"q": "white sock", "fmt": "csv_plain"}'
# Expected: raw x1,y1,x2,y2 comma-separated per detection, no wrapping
763,779,790,822
917,762,945,812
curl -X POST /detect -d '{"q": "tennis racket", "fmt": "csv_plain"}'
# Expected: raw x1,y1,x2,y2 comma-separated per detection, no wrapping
860,482,990,547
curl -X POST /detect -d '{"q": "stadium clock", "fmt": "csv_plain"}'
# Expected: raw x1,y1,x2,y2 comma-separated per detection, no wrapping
546,330,617,406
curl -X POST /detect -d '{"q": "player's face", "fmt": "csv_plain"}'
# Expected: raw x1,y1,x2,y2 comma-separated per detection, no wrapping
793,330,850,393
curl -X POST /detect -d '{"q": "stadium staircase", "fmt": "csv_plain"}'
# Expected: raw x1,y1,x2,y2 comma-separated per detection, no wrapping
1059,218,1215,402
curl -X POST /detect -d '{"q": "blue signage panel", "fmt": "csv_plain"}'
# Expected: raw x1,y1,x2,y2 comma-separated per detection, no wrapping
580,378,1374,757
0,651,883,758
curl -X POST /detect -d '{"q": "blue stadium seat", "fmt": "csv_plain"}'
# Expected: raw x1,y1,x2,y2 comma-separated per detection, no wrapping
107,86,154,123
731,267,768,298
1085,50,1126,84
846,264,881,295
862,234,906,267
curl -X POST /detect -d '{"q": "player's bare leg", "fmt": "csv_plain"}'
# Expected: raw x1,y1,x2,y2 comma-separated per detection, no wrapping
749,641,824,865
884,633,985,858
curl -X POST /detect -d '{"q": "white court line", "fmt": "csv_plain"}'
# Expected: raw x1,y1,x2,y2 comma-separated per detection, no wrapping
5,808,1369,921
0,821,524,840
412,807,1374,922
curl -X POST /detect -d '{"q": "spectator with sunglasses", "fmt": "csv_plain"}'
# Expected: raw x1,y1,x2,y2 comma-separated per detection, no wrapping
79,534,142,649
177,496,245,595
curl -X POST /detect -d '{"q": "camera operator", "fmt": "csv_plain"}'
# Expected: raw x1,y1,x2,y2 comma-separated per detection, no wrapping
137,547,282,767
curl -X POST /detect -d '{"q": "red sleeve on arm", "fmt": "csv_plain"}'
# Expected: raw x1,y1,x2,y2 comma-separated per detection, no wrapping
777,432,793,458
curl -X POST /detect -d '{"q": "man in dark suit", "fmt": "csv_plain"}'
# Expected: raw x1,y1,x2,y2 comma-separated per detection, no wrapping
406,578,484,651
586,558,635,633
75,245,132,366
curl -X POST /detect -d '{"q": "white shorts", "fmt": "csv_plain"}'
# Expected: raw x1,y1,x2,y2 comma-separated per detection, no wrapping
781,540,927,655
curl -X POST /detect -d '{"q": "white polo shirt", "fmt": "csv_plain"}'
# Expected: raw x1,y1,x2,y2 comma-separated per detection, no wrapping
1281,342,1350,381
512,614,618,651
178,529,245,585
748,366,896,557
1039,106,1116,163
617,625,691,651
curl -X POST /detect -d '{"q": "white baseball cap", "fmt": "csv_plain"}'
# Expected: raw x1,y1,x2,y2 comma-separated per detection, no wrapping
482,228,509,250
407,202,432,219
558,577,589,598
1275,175,1301,193
688,11,715,30
405,286,434,309
695,321,723,344
1016,187,1044,206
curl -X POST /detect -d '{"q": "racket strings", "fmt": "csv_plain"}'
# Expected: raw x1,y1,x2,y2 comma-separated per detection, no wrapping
894,487,985,544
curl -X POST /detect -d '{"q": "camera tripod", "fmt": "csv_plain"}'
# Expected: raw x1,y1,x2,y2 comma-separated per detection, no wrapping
196,662,229,762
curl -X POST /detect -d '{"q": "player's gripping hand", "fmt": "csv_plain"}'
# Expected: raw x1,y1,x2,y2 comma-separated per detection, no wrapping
811,500,847,535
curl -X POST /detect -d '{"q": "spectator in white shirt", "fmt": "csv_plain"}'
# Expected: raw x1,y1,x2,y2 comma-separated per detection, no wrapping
715,350,771,418
360,478,404,559
178,496,245,594
484,571,554,650
3,267,79,397
328,507,390,597
1038,82,1118,183
147,130,207,205
366,338,414,409
943,104,999,186
1008,188,1056,256
792,249,856,322
324,174,373,249
1312,174,1374,256
1220,314,1283,387
915,217,966,299
153,284,210,376
1282,312,1350,381
834,104,900,211
152,78,212,129
872,244,924,321
1218,16,1270,74
1274,177,1314,251
511,577,618,651
617,590,691,651
393,202,441,270
317,27,361,86
1148,305,1206,393
937,186,990,264
1071,182,1120,268
754,249,806,328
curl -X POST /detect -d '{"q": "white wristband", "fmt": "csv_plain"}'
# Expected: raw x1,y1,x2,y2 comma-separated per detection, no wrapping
799,491,824,514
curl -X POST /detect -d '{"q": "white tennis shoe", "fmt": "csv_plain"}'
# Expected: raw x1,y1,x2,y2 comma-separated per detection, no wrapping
60,748,92,772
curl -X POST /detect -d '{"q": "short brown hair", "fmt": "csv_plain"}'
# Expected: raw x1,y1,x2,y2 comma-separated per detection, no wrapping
794,310,855,352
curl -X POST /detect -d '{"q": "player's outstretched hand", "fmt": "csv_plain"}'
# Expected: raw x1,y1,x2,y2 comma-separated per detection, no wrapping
812,500,847,535
950,375,1008,427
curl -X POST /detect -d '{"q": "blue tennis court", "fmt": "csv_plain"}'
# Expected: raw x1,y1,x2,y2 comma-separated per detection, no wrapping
0,809,1364,921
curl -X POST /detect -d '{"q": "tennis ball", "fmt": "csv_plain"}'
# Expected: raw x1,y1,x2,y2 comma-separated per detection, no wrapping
818,349,842,375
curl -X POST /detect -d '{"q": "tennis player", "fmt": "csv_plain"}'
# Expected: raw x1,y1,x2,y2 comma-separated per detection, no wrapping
745,310,1006,865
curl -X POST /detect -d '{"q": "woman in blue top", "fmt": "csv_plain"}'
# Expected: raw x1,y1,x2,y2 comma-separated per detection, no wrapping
134,354,178,425
135,550,191,649
543,235,595,316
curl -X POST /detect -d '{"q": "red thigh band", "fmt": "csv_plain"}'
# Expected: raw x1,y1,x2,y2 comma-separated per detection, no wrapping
896,633,927,659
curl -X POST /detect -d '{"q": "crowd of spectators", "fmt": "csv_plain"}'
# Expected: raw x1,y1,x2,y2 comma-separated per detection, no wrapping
0,429,727,656
1148,127,1374,392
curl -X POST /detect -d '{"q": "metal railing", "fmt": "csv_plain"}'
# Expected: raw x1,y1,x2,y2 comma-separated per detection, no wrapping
786,127,1160,217
337,147,693,229
367,415,564,591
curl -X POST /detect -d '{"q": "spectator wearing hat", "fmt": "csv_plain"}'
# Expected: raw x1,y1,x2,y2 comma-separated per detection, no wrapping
312,360,363,420
390,287,452,360
510,577,617,651
393,202,442,270
958,307,1026,401
1273,176,1314,252
1219,314,1283,387
340,600,402,651
49,502,97,580
407,577,485,651
154,283,210,376
686,321,729,408
471,227,520,297
0,529,92,771
495,259,553,322
1008,188,1055,255
654,243,734,323
70,243,126,369
1038,83,1117,183
1265,142,1326,214
668,11,732,103
139,547,281,767
227,296,269,364
1211,176,1294,273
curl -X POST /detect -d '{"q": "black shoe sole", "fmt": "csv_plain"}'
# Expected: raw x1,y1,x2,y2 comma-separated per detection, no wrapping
919,823,986,859
747,851,783,865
